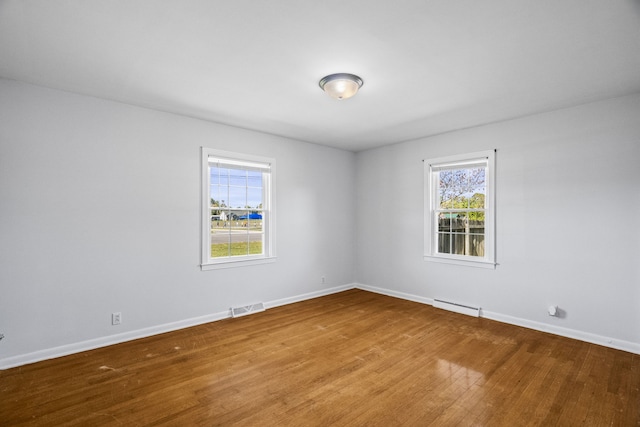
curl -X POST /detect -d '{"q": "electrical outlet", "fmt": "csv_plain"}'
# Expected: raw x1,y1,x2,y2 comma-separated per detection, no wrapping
112,312,122,325
321,276,326,284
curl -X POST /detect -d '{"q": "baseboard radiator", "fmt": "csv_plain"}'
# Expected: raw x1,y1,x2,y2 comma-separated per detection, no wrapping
230,302,265,318
433,299,480,318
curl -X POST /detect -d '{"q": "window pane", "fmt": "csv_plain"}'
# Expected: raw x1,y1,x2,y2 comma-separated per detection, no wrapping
469,214,485,234
211,215,263,258
247,170,262,188
466,167,485,191
439,167,487,210
228,187,246,208
247,187,262,209
248,224,262,235
438,233,451,254
436,211,486,258
212,167,230,186
248,239,263,255
210,231,231,258
210,185,225,208
469,233,485,257
439,169,466,209
469,193,485,209
467,168,486,210
438,212,455,232
449,213,467,241
450,231,465,255
228,168,247,186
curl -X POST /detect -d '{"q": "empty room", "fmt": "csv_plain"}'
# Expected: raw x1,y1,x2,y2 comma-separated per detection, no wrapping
1,1,639,425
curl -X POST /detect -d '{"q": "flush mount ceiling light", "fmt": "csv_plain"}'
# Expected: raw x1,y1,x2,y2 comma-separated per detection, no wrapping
319,73,363,100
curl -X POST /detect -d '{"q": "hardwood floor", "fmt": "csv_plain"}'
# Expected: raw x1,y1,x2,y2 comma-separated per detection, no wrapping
2,289,639,426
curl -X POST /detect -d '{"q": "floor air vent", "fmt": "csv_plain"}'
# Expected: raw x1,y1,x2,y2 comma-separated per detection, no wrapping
433,299,480,318
231,303,265,318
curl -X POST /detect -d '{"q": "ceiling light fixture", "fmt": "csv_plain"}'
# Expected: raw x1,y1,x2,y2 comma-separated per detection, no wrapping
319,73,363,100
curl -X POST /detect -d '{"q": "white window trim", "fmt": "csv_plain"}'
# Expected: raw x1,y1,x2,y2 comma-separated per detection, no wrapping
424,149,496,269
201,147,276,270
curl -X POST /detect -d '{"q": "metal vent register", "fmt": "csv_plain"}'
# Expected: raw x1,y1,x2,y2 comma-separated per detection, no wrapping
230,303,265,318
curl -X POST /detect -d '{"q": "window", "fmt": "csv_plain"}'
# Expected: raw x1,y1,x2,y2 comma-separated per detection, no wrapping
201,148,275,270
424,150,495,268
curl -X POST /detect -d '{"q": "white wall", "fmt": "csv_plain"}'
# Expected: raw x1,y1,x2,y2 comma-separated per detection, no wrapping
2,78,639,368
355,94,640,352
0,79,356,366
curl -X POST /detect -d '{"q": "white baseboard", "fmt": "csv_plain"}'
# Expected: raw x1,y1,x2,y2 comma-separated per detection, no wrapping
4,282,637,369
0,310,230,370
482,310,640,355
266,283,355,309
0,283,357,370
355,282,639,355
355,283,434,306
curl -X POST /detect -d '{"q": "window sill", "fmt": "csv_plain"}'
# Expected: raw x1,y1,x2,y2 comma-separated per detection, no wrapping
424,255,496,269
201,256,277,271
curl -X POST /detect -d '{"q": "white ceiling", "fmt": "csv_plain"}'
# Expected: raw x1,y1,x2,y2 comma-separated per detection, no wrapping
2,0,640,152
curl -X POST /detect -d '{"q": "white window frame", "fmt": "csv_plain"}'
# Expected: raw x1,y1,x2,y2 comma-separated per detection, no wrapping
424,149,496,269
201,147,276,270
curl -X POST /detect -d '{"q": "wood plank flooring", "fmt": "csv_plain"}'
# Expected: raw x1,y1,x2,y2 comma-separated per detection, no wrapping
2,289,639,426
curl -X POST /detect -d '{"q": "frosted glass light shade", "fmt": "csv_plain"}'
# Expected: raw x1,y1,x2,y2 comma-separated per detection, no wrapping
319,73,363,100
